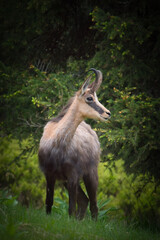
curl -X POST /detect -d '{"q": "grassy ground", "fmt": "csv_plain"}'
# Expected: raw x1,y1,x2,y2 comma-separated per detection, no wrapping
0,202,160,240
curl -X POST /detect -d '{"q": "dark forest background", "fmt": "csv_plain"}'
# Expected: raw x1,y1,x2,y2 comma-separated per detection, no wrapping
0,0,160,228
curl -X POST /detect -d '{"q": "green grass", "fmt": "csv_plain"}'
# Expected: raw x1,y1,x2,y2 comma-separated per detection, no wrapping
0,203,160,240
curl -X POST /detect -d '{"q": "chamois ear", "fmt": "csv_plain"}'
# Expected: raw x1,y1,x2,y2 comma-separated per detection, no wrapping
80,75,92,96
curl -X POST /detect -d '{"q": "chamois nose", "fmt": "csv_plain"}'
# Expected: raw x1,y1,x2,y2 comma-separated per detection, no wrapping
106,111,111,117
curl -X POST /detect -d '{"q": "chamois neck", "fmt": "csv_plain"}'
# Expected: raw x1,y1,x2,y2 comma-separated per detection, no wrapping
55,96,83,146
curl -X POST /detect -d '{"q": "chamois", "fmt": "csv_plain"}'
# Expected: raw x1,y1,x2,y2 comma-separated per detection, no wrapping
38,68,111,220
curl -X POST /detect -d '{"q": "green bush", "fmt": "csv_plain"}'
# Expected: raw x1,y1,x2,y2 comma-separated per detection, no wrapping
0,137,45,207
88,7,160,180
98,160,160,227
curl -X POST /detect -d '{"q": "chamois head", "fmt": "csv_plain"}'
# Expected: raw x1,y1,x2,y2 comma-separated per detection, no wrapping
77,68,111,122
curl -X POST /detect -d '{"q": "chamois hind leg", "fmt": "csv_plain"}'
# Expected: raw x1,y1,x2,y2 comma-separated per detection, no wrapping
67,180,77,217
64,182,89,219
45,173,55,214
63,163,78,217
76,185,89,220
83,171,98,220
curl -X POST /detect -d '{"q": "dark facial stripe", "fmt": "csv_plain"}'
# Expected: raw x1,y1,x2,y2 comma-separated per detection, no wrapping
87,102,104,114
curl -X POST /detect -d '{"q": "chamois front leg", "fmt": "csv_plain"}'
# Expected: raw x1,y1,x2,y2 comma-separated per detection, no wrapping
45,174,55,214
84,171,98,220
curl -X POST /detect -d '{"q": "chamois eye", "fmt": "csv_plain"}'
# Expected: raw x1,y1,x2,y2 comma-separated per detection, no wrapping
86,96,93,102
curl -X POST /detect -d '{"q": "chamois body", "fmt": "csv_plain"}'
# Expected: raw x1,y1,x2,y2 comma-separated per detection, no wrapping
38,69,111,219
39,120,100,180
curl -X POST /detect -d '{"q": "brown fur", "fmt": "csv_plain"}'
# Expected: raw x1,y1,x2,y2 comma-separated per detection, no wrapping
38,69,110,219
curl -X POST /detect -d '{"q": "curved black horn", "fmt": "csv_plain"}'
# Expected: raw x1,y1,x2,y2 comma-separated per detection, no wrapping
88,68,102,92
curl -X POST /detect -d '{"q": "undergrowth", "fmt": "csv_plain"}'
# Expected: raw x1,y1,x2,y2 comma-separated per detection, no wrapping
0,192,160,240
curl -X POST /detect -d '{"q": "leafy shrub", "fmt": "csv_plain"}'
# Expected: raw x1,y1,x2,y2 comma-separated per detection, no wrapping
0,190,18,207
0,137,45,207
88,7,160,180
98,161,160,227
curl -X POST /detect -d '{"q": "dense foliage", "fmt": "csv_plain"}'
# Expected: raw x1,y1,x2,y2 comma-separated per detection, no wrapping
0,0,160,228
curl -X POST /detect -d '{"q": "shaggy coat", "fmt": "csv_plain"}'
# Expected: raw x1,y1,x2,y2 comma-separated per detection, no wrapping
38,69,110,219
